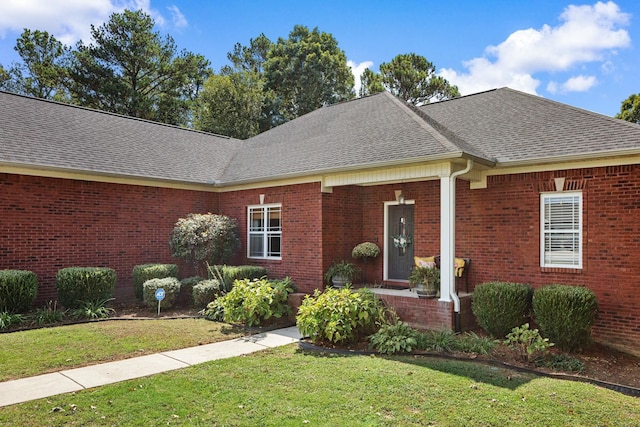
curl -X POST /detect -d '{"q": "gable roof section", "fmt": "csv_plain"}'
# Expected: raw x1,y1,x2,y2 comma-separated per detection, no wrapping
0,91,238,185
219,91,489,184
420,88,640,165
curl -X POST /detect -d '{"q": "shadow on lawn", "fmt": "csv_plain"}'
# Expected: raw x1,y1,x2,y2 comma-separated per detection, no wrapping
296,342,534,391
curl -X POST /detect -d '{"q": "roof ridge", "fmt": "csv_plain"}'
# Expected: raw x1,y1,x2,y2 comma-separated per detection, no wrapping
0,89,237,140
384,93,461,152
394,94,496,162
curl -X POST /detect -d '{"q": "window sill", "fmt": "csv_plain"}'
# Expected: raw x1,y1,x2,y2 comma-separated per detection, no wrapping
247,257,282,262
540,267,582,274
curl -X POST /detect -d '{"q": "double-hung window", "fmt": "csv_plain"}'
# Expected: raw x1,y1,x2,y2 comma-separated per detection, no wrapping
248,204,282,259
540,192,582,268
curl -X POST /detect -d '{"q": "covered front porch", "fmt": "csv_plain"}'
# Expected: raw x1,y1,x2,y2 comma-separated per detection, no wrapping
321,157,485,332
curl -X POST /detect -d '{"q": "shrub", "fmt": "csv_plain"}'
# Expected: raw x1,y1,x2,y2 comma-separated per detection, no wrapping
297,287,386,345
192,279,223,307
217,277,294,327
504,323,554,362
368,321,420,354
351,242,381,259
210,265,269,292
0,269,38,313
533,284,598,352
132,264,179,300
471,281,533,338
169,213,240,271
200,299,225,321
142,277,181,310
56,267,117,309
535,353,585,373
179,276,204,306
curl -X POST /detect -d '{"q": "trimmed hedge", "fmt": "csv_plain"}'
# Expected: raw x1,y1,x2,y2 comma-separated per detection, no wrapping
0,270,38,313
192,279,222,307
56,267,117,309
179,276,204,306
471,281,533,338
210,265,268,292
142,277,181,309
533,284,598,352
132,264,178,300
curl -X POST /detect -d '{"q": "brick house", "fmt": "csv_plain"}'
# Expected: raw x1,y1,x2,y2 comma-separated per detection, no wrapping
1,88,640,354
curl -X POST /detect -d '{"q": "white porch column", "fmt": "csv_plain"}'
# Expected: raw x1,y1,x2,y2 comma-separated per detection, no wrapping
439,160,472,313
439,174,454,303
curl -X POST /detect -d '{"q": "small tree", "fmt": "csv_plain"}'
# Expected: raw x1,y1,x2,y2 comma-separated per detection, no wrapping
169,213,240,273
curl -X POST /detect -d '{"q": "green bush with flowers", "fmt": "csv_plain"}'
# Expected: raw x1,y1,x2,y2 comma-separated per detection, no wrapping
351,242,381,259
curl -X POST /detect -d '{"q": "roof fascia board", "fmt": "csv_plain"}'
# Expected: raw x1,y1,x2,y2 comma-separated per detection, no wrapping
0,164,219,192
216,152,494,188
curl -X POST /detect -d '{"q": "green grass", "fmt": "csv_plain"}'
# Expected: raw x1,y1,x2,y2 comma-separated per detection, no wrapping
1,345,639,426
0,319,243,381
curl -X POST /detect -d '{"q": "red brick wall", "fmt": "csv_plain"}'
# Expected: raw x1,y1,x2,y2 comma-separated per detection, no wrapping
0,173,218,305
377,294,453,330
457,165,640,354
218,183,324,294
321,186,363,283
4,165,639,353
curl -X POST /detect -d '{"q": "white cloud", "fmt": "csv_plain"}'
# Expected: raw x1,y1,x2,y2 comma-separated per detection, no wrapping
547,75,597,94
0,0,176,46
347,60,374,95
439,1,630,96
167,5,188,29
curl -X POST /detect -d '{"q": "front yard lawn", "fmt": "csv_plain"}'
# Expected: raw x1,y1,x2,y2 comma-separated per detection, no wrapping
0,319,243,381
1,345,639,426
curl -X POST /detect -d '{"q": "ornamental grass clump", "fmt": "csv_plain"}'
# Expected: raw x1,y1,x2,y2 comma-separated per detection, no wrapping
297,287,386,345
0,269,38,313
471,281,533,338
533,284,598,352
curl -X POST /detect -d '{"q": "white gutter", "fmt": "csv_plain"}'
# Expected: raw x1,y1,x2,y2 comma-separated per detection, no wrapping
444,159,474,318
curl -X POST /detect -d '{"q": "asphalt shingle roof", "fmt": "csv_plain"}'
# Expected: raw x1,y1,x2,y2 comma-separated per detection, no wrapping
419,88,640,164
220,91,476,184
2,88,640,187
0,91,238,184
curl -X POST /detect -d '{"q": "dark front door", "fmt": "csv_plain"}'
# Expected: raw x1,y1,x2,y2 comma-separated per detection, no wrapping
387,204,414,281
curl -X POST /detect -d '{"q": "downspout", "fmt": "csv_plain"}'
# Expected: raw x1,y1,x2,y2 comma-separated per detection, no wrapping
449,159,473,332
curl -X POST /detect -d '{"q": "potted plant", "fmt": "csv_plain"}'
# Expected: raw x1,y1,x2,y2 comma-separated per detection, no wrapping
351,242,381,260
408,263,440,298
324,261,359,288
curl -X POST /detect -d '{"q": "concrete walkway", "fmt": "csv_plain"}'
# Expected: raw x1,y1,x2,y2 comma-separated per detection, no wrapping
0,326,302,407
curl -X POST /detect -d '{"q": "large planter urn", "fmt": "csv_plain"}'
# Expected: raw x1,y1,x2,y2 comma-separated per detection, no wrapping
415,280,438,298
331,275,349,289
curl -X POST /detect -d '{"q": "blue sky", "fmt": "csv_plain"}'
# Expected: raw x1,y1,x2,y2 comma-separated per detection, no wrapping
0,0,638,117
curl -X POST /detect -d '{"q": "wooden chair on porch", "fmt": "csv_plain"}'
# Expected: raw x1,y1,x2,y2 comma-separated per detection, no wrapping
414,255,471,294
